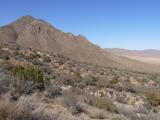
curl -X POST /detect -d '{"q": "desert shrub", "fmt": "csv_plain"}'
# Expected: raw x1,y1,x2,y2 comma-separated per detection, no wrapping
0,50,10,60
109,79,119,85
62,90,82,115
146,112,160,120
116,83,139,94
116,105,140,120
0,72,11,94
71,72,84,87
84,75,98,86
96,78,119,89
10,65,44,98
145,92,160,107
32,59,43,66
12,65,44,86
115,83,150,94
123,83,137,93
73,80,86,88
39,66,52,75
113,84,124,92
10,79,35,100
43,56,51,63
0,99,16,120
73,71,81,79
0,61,13,71
84,95,118,113
73,75,99,88
46,85,62,98
70,87,83,96
96,78,108,88
0,97,54,120
116,96,127,104
55,73,73,85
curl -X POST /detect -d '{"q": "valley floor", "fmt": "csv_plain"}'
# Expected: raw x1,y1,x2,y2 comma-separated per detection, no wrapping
124,55,160,65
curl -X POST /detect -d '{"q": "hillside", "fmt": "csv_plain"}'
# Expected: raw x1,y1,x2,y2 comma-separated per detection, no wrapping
0,43,160,120
0,15,160,73
106,48,160,65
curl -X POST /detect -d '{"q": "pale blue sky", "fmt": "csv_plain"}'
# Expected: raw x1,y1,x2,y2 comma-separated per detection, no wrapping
0,0,160,50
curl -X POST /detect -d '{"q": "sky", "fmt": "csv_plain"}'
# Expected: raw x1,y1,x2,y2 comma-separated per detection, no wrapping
0,0,160,50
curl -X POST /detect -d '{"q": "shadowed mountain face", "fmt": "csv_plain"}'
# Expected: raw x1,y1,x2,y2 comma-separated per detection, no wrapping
1,15,160,73
105,48,160,65
0,25,18,43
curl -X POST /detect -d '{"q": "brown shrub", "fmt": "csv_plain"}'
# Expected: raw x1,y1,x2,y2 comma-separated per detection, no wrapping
62,90,83,115
84,95,118,113
145,92,160,107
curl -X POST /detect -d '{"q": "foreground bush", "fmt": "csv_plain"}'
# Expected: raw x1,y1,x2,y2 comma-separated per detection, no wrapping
12,64,44,87
10,64,44,98
62,90,83,115
0,72,11,94
84,95,118,113
0,97,53,120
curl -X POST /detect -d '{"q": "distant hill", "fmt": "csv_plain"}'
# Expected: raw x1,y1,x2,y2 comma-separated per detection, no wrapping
1,15,160,73
105,48,160,65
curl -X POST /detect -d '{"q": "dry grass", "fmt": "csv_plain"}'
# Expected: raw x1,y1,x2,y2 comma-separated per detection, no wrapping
0,94,114,120
145,92,160,107
84,95,118,113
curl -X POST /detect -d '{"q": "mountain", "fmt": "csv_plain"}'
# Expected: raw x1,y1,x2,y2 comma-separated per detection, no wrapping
105,48,160,65
1,33,160,120
1,15,160,73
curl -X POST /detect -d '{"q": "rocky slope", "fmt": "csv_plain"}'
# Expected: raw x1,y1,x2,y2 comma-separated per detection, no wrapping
1,15,160,73
0,43,160,120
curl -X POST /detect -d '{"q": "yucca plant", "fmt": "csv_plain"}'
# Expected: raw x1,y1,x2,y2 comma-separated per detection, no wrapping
11,64,44,96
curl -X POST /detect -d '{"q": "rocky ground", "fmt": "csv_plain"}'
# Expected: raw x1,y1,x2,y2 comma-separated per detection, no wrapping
0,43,160,120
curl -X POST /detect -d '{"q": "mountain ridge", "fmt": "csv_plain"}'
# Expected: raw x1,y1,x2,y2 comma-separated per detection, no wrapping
1,15,160,73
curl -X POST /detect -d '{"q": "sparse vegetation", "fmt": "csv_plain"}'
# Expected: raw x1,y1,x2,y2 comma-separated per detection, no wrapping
62,90,83,115
46,85,62,98
84,95,118,113
0,44,159,120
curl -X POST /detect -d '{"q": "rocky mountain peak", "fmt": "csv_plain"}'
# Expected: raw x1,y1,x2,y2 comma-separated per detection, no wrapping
19,15,36,21
1,15,160,73
12,15,36,26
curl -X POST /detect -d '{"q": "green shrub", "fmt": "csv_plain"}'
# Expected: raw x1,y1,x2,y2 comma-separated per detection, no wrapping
109,79,119,85
12,65,44,87
73,75,99,88
10,64,44,98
